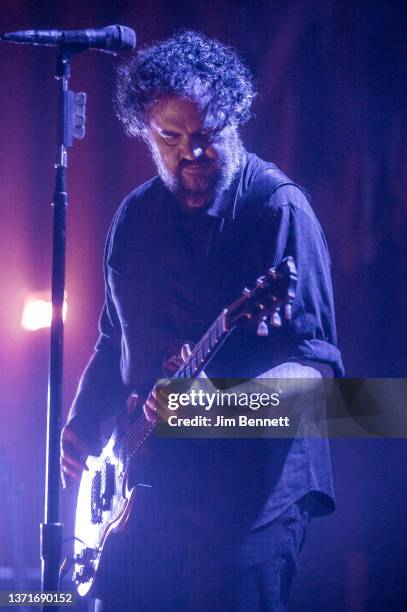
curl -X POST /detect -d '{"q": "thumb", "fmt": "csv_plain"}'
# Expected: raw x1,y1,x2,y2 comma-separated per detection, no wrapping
127,392,139,415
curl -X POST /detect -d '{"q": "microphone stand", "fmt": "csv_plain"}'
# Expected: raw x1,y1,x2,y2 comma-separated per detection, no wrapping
40,50,86,608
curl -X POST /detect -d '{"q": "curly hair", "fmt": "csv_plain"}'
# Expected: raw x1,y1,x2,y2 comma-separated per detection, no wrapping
115,30,256,138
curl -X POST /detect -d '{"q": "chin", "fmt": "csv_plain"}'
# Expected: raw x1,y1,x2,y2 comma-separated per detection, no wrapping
183,199,209,210
180,185,213,201
181,178,210,193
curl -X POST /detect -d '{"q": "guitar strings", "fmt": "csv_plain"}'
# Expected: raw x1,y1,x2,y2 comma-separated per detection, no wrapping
89,313,226,493
113,313,223,453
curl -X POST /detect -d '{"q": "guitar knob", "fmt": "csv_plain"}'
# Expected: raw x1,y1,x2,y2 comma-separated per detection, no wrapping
256,319,269,337
270,311,282,328
74,564,95,584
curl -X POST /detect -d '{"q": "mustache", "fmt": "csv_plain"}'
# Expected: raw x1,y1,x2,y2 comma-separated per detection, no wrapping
179,157,214,168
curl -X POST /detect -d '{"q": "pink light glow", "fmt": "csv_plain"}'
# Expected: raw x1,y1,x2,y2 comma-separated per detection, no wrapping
21,294,68,331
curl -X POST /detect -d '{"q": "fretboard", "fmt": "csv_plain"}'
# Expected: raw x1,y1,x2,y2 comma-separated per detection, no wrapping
118,309,232,463
175,310,229,379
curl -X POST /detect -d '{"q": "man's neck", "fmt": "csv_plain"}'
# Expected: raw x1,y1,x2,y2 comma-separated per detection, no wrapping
174,189,215,214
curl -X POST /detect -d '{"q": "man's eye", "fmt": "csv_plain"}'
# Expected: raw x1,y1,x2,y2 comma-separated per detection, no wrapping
162,134,178,145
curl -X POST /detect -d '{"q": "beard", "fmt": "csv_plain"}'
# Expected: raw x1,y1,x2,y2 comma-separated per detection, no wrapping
149,130,244,206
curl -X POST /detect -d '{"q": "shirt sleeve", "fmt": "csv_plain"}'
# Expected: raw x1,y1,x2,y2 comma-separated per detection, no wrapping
66,209,131,449
261,184,344,377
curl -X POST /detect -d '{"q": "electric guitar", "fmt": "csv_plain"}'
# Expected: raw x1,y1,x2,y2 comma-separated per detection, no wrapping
71,256,297,596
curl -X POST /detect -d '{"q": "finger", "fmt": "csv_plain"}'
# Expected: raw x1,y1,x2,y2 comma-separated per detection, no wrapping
154,385,171,407
61,434,89,456
127,393,139,415
181,343,192,362
61,452,89,471
61,461,82,480
61,443,87,461
143,402,157,423
144,393,157,411
61,455,87,476
61,470,71,490
146,383,175,420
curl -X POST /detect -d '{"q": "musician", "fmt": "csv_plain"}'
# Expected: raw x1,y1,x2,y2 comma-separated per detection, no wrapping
61,31,344,611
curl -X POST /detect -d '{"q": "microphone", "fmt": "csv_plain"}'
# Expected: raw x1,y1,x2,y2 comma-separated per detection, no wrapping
0,25,136,54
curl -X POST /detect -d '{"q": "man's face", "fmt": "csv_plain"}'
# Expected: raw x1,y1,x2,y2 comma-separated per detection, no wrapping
147,96,243,210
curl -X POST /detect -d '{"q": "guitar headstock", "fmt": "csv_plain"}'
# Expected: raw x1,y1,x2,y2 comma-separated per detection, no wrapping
225,256,297,335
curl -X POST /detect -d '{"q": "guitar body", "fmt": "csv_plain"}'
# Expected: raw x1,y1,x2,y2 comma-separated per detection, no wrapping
73,430,137,596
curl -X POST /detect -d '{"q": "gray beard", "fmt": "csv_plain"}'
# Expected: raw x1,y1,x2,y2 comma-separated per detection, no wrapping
149,132,244,205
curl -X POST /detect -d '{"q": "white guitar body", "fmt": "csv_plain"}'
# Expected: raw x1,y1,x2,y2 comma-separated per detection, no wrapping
73,434,136,596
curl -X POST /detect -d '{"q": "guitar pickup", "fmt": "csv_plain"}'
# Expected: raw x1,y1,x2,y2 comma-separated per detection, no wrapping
91,471,103,524
101,462,115,510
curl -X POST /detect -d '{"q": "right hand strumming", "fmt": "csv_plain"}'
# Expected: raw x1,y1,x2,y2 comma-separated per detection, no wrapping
60,424,91,488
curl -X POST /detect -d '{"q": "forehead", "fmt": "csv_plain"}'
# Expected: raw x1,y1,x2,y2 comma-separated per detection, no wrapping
149,95,217,133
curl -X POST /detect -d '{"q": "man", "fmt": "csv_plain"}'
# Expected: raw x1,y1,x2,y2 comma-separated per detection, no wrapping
61,31,343,611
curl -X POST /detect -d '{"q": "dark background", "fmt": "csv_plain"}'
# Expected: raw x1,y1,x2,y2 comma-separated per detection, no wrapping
0,1,406,610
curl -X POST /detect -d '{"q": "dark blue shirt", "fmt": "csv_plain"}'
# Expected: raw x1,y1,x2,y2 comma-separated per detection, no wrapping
69,152,344,529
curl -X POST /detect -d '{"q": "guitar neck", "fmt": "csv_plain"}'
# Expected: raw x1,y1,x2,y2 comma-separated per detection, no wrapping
175,310,230,379
120,310,232,461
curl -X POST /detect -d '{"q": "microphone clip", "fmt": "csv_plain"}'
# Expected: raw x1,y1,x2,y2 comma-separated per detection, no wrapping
60,91,87,147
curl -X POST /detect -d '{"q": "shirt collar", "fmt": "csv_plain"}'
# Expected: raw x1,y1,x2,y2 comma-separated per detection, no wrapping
205,150,247,219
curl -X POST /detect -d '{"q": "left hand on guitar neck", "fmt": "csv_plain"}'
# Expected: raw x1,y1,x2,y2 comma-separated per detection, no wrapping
143,343,212,423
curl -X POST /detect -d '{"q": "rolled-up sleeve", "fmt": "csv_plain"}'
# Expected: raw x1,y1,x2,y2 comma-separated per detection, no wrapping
262,184,344,377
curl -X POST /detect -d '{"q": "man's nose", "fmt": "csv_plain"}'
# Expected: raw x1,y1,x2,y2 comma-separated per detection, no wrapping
181,136,204,160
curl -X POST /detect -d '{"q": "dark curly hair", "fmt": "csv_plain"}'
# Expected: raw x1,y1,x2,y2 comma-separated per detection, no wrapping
115,30,256,138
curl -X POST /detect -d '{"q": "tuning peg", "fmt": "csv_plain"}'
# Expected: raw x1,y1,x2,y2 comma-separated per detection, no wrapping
270,310,282,328
285,303,292,320
256,317,269,336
